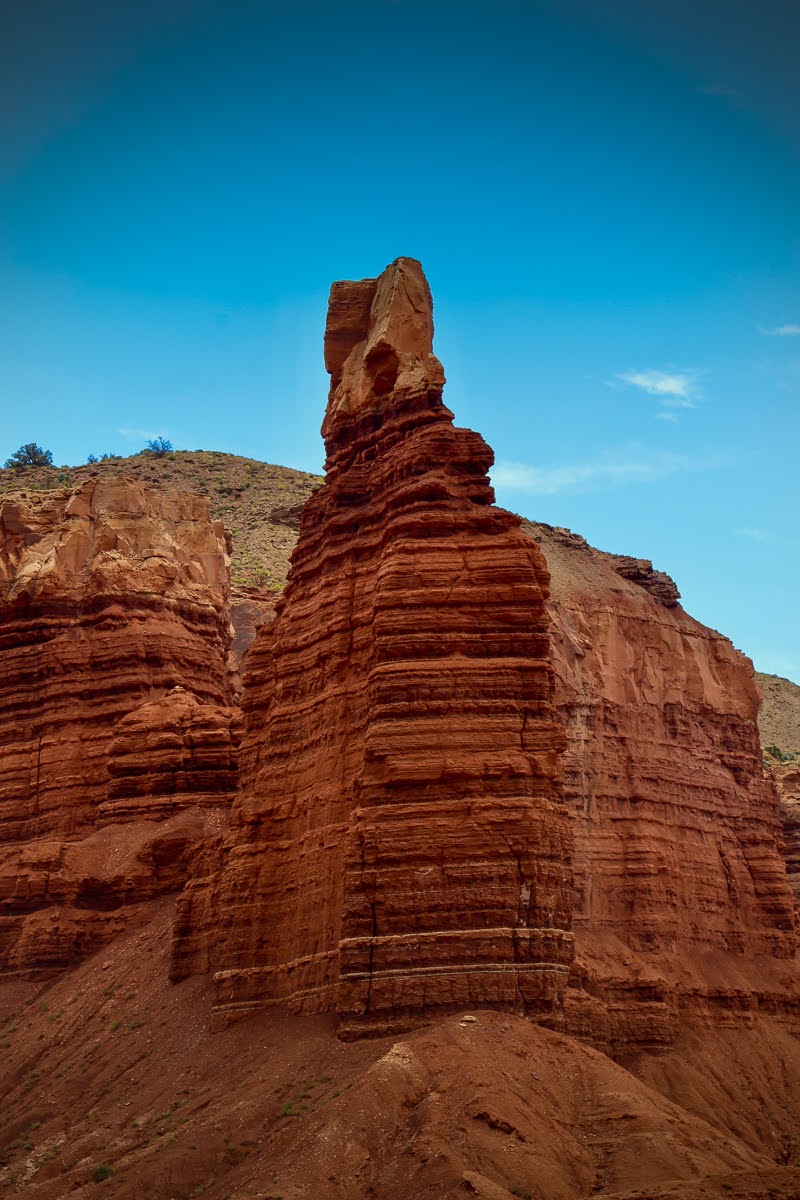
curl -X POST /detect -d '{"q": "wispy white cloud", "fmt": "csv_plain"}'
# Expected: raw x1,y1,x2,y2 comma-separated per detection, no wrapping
758,323,800,337
737,527,773,544
491,450,724,496
737,527,798,549
118,426,165,442
616,369,701,407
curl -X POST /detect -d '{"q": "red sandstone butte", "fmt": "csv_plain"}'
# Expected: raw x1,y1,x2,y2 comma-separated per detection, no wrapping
175,257,574,1035
0,478,235,973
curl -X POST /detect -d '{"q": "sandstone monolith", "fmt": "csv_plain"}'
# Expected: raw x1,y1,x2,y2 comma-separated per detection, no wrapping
177,258,573,1034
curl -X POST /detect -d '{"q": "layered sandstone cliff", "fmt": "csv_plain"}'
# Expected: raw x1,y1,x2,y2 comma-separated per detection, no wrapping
768,759,800,912
520,522,799,1054
175,258,573,1034
0,478,235,973
172,260,800,1049
3,262,795,1061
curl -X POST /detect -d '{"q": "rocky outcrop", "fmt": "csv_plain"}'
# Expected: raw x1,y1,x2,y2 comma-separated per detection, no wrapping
172,261,799,1049
604,552,681,607
0,478,235,974
101,688,240,823
3,264,796,1072
767,761,800,912
522,522,799,1055
176,258,573,1035
228,585,277,694
528,524,681,608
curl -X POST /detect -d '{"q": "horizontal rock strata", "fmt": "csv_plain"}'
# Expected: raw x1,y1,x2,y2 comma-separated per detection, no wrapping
769,761,800,911
177,258,573,1034
102,688,241,823
522,521,799,1054
0,478,234,974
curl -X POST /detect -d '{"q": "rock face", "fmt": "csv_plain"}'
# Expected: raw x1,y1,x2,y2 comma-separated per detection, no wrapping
0,478,235,974
768,761,800,912
604,551,681,607
522,522,799,1055
228,585,278,695
177,258,573,1034
102,688,241,824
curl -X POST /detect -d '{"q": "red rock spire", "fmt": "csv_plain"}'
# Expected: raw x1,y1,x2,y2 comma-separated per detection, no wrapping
322,256,444,439
179,258,574,1036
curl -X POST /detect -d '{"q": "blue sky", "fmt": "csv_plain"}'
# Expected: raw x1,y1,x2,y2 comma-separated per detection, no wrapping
1,0,798,682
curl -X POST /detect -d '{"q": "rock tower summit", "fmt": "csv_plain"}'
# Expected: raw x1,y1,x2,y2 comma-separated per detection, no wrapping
182,257,574,1035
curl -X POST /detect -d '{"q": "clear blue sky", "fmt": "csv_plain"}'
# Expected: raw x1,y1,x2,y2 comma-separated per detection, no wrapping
2,0,798,681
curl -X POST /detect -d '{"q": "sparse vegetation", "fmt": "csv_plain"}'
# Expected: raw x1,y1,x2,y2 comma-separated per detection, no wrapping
4,442,54,468
90,1163,113,1182
145,437,174,456
765,744,796,763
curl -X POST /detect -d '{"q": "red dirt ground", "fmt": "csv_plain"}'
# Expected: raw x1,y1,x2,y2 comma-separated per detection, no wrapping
2,900,799,1200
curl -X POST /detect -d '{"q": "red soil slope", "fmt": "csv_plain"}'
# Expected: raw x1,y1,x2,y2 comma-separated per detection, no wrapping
2,902,800,1199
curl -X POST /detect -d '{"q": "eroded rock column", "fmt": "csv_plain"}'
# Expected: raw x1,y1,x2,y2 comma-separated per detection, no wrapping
199,258,573,1035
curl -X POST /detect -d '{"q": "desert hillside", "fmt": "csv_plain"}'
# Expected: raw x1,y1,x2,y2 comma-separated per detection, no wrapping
755,672,800,755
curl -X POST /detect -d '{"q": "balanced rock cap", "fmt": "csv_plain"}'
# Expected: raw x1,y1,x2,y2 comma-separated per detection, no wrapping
322,256,445,439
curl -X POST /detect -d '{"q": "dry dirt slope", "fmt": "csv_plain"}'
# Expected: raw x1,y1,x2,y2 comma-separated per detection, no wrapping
755,672,800,754
2,900,800,1200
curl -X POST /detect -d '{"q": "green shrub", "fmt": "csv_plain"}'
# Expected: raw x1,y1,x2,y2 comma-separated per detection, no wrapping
765,744,795,763
4,443,54,468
